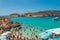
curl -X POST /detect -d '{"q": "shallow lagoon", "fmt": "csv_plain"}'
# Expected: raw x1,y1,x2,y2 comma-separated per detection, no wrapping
11,17,60,29
11,17,60,38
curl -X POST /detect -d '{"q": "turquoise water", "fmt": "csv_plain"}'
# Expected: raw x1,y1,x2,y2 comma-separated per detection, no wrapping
10,17,60,38
11,17,60,30
1,17,60,40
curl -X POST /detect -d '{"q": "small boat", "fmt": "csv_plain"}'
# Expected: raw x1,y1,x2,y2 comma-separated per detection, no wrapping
53,17,59,21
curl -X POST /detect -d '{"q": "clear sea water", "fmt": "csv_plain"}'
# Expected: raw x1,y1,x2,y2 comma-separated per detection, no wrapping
1,17,60,40
10,16,60,38
11,16,60,30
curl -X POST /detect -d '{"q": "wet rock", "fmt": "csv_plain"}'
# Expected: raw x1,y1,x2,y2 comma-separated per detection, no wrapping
0,17,21,34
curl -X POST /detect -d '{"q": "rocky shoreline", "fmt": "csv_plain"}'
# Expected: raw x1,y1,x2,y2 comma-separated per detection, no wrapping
0,17,21,34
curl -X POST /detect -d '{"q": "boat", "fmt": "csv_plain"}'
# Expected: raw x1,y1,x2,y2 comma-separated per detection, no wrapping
53,17,59,21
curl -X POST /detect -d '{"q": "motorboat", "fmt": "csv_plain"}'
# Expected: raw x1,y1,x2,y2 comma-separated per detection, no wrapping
53,17,59,21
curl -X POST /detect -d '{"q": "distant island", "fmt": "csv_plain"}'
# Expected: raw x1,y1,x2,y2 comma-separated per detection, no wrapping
8,13,20,18
21,10,60,17
3,10,60,18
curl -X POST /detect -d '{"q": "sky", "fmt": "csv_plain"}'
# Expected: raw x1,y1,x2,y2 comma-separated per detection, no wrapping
0,0,60,15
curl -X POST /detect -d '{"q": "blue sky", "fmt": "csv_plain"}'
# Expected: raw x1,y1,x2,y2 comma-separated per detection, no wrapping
0,0,60,15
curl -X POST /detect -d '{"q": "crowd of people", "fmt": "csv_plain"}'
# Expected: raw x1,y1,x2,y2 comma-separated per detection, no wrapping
7,30,42,40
